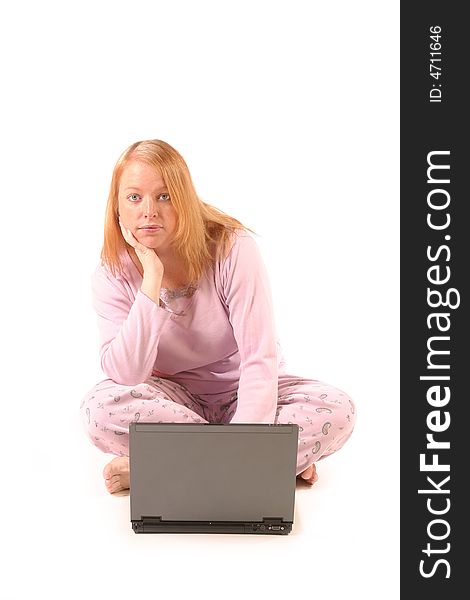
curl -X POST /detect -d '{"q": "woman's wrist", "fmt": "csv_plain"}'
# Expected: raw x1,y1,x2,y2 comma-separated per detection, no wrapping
140,275,162,305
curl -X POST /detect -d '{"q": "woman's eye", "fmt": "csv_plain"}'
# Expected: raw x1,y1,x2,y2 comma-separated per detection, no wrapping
158,193,170,202
128,194,140,202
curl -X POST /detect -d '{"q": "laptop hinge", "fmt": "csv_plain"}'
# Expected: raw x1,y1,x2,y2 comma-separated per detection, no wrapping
133,516,162,533
262,517,285,524
261,517,289,532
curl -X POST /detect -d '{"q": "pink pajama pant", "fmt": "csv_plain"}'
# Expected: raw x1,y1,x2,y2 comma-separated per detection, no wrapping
80,374,356,475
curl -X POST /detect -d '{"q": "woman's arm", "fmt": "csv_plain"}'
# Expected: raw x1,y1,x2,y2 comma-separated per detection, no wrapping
220,232,279,423
91,264,171,385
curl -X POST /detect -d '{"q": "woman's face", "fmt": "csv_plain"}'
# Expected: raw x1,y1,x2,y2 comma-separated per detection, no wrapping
118,160,178,253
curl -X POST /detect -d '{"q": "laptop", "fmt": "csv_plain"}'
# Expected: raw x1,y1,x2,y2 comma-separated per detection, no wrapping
129,422,299,535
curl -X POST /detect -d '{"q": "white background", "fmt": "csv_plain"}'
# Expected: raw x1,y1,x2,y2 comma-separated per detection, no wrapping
0,1,399,599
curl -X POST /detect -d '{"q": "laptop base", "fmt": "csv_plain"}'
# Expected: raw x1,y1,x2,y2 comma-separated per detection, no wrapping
132,517,292,535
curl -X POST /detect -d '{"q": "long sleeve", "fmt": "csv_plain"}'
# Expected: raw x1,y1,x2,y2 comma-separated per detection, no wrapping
218,233,279,423
91,263,171,385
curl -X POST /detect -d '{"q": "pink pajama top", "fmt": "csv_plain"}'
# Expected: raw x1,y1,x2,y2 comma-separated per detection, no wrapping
91,230,286,423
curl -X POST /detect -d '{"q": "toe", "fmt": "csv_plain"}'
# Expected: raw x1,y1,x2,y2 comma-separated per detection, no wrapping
108,480,122,494
102,456,130,493
300,466,314,479
105,475,122,494
298,464,318,485
103,458,116,480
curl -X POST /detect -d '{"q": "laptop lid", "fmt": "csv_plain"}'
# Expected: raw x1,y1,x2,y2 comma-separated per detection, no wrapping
129,422,299,534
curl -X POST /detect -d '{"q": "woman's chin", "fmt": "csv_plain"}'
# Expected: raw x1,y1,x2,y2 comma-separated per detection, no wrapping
134,234,162,249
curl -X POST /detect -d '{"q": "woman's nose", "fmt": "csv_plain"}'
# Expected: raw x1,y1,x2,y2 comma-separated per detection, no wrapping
143,196,158,217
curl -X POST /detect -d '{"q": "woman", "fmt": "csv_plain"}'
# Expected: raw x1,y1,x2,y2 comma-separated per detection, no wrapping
80,139,356,494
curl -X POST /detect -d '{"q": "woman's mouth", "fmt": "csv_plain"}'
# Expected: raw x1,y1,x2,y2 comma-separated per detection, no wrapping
139,226,162,232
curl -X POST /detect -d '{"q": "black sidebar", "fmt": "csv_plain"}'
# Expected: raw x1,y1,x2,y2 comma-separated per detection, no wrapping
401,2,468,597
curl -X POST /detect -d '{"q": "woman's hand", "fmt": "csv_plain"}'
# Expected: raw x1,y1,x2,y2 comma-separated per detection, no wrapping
119,220,163,304
119,220,162,274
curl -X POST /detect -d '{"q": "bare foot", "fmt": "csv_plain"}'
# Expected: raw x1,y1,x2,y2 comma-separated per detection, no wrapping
297,463,318,486
103,456,130,494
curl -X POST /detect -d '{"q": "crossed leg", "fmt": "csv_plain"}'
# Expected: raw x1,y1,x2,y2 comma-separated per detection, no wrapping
80,374,356,493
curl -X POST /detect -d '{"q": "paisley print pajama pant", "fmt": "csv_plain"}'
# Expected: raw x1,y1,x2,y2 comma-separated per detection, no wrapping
80,374,356,475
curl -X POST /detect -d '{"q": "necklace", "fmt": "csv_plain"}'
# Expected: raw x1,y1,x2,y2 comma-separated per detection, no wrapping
159,282,199,316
